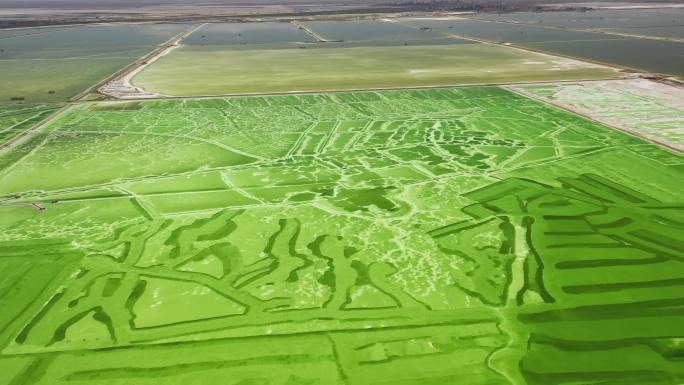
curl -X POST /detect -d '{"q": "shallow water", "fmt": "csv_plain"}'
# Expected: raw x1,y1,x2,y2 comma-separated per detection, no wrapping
182,22,316,45
303,19,444,42
402,18,624,43
401,18,684,77
477,9,684,28
0,23,191,60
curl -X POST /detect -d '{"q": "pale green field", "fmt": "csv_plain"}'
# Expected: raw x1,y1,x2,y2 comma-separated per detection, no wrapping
132,43,619,96
0,57,146,102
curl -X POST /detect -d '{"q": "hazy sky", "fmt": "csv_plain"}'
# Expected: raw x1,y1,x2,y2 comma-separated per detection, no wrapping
0,0,676,7
0,0,388,5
